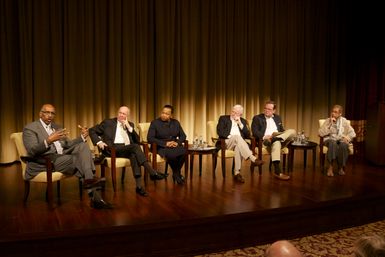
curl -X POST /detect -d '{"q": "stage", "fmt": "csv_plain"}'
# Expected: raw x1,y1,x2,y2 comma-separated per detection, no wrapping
1,154,385,257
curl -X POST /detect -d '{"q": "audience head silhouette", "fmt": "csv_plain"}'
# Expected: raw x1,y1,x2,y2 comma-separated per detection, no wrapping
354,234,385,257
265,240,302,257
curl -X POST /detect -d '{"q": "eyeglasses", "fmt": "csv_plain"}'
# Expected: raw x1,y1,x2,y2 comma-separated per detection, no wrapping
41,111,56,116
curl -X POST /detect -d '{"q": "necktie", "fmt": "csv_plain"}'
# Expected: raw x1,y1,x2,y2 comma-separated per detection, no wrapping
120,123,130,145
46,125,64,154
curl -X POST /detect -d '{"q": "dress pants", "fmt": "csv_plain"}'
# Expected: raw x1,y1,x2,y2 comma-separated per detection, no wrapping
54,142,95,180
265,129,296,162
113,144,148,178
325,140,349,167
225,135,253,172
158,146,186,174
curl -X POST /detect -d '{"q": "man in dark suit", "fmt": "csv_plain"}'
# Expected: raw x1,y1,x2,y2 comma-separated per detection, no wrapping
23,104,112,209
251,100,296,180
217,104,264,183
89,106,166,196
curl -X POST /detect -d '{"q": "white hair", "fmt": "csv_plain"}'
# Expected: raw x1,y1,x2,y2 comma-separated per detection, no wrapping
232,104,244,114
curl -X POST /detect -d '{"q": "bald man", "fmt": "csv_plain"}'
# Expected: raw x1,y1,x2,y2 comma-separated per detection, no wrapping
265,240,302,257
89,106,166,197
23,104,111,209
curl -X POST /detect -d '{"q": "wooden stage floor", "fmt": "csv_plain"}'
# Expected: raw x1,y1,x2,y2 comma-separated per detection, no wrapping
1,154,385,257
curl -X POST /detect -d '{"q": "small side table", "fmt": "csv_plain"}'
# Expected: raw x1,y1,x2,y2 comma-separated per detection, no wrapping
188,145,217,178
288,141,318,172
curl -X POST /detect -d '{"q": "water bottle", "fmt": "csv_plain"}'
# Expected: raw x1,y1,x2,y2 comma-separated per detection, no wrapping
199,135,203,149
193,135,199,149
301,130,306,144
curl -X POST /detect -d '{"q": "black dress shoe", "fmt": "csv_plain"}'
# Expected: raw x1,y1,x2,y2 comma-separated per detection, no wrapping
150,172,166,181
91,199,113,209
94,154,106,164
233,173,245,183
172,173,185,185
272,137,284,144
136,187,149,197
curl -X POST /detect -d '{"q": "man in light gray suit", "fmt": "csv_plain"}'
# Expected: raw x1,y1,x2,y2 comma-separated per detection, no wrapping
22,104,112,209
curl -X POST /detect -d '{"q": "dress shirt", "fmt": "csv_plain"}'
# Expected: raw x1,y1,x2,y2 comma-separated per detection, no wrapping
229,118,242,137
114,122,131,145
40,119,63,154
264,116,278,139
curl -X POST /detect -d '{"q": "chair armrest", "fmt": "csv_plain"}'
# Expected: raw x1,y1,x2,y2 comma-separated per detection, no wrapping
249,136,257,155
139,142,150,159
104,145,116,156
183,140,189,149
255,138,263,160
318,135,324,151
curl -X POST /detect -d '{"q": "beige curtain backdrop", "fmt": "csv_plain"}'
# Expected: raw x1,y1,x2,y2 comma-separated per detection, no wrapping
1,0,347,163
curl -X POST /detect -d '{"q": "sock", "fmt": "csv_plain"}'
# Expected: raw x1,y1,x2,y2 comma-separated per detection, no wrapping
88,189,102,201
234,170,240,175
273,161,281,174
87,189,93,198
143,161,156,175
135,177,143,189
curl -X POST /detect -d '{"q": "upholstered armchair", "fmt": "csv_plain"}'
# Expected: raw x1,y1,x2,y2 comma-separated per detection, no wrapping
248,120,288,175
206,120,235,178
10,132,82,208
318,119,355,168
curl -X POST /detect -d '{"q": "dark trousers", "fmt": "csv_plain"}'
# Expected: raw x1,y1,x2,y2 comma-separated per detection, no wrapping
108,144,148,178
158,146,186,174
325,140,349,168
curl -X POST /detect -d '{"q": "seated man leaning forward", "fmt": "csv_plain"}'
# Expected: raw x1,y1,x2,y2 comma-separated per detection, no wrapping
252,100,296,180
23,104,112,209
217,104,264,183
89,106,166,197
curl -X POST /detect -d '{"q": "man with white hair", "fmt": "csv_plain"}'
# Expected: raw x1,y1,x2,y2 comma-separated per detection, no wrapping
217,104,264,183
265,240,302,257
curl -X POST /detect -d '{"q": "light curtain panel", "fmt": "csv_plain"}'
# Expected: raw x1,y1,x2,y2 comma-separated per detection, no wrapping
0,0,350,163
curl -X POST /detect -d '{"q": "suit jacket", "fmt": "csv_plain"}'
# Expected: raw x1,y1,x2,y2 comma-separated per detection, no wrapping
251,114,285,140
22,120,84,178
89,118,140,147
147,118,186,148
216,115,251,139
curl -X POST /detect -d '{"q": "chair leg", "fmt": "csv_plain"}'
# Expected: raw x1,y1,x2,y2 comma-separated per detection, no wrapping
46,181,54,208
269,158,272,172
23,180,30,203
111,166,117,193
320,154,325,169
221,156,226,178
121,167,126,184
143,166,148,185
57,181,61,204
79,179,83,200
164,162,169,175
231,159,235,175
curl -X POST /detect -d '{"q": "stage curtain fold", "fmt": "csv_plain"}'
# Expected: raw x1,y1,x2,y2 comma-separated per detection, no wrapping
0,0,369,163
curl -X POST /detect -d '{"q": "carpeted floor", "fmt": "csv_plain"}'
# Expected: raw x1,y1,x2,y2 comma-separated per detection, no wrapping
197,219,385,257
